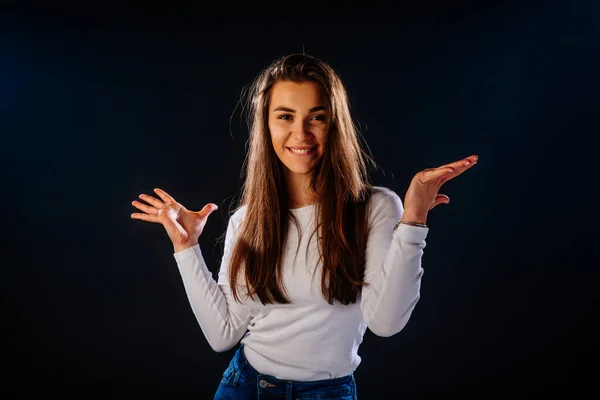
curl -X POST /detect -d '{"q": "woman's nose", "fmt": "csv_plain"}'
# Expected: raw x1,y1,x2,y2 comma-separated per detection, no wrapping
292,120,312,138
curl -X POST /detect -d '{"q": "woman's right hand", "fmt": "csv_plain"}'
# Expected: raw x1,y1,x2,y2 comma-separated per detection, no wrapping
131,188,218,253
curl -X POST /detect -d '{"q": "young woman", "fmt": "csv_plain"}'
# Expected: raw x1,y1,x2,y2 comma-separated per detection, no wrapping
131,54,478,399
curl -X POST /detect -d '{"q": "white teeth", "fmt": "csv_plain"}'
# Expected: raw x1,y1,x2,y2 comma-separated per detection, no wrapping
290,148,314,154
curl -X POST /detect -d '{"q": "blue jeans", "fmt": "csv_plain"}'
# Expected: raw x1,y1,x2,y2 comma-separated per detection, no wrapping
214,345,357,399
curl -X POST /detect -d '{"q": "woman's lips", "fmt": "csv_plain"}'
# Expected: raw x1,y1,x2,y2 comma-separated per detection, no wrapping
287,146,317,156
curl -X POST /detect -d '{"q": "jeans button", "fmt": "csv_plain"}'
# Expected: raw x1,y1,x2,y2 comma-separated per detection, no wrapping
259,379,276,388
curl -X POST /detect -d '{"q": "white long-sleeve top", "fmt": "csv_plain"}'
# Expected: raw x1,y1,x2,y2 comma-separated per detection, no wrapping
173,186,428,381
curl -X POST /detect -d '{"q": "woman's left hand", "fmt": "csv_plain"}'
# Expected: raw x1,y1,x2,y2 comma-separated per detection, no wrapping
401,154,479,224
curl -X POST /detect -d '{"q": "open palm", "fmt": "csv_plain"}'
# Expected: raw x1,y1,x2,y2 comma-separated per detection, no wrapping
131,188,218,251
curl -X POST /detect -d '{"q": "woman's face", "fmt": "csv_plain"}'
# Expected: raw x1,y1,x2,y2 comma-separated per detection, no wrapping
268,80,329,178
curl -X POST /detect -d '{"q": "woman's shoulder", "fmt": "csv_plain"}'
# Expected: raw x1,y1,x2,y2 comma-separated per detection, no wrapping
367,186,404,218
369,185,402,205
224,204,248,233
231,204,248,219
227,189,401,222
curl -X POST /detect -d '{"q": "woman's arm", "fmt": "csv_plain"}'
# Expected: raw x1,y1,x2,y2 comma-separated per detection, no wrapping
173,215,251,352
361,189,428,337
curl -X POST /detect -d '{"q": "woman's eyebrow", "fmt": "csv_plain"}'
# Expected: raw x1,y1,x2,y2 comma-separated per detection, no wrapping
272,105,326,113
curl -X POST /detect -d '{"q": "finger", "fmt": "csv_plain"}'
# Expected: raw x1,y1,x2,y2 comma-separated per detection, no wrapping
441,155,478,171
434,194,450,206
428,194,450,211
438,158,478,184
421,167,455,184
138,193,165,208
131,200,159,215
198,203,219,217
130,213,161,223
154,188,177,204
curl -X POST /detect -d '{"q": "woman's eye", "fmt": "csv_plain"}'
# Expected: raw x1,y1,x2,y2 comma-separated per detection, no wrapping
276,113,326,121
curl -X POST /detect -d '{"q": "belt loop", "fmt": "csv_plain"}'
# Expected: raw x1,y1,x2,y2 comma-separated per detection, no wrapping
227,346,245,388
230,370,241,387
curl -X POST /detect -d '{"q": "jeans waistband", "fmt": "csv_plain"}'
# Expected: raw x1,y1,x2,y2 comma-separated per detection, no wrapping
235,345,354,387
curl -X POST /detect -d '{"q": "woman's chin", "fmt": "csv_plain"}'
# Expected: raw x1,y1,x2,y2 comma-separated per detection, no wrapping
283,164,315,176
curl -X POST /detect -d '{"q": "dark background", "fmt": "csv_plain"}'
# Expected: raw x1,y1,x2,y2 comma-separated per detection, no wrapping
2,1,597,398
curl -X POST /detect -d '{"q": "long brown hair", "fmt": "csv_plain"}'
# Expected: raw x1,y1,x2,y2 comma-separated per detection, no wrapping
228,54,377,305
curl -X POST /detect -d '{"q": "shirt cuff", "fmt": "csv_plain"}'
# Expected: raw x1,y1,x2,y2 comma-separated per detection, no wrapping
394,222,429,244
173,243,202,263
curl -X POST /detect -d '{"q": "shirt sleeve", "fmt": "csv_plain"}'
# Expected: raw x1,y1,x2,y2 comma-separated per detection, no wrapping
361,189,428,337
173,215,251,352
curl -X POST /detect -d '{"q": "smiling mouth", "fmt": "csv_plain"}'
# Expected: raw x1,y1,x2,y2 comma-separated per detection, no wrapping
287,147,317,155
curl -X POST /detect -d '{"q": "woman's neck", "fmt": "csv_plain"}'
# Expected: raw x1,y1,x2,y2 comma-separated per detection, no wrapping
285,172,317,209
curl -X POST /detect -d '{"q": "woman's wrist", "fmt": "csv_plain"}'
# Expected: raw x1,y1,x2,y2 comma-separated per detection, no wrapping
395,220,428,230
173,241,199,254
